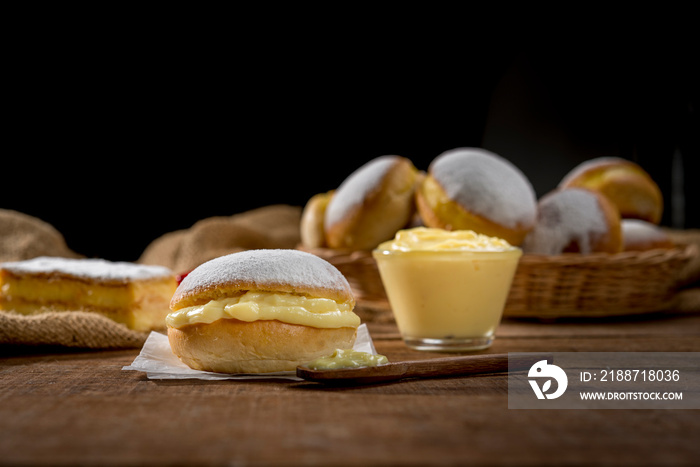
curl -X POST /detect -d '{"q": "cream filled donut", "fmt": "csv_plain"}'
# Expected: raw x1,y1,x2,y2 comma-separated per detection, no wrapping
559,157,663,224
167,249,360,373
324,155,418,250
621,219,674,251
522,188,623,255
415,148,537,245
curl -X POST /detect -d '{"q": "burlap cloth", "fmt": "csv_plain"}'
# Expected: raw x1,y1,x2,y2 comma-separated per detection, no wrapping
1,206,699,349
0,311,148,349
138,205,302,273
0,209,82,262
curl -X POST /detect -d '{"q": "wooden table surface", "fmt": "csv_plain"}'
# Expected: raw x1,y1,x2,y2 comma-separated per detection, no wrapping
1,306,699,466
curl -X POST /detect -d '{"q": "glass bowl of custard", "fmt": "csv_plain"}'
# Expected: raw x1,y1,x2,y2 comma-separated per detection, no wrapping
373,227,522,351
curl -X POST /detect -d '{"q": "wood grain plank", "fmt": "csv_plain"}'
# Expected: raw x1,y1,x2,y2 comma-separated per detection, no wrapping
1,312,699,465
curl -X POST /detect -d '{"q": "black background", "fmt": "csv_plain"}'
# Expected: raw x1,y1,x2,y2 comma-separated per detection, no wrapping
5,11,698,261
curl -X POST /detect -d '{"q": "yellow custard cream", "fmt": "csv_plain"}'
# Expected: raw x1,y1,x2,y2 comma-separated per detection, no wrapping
380,227,515,252
166,291,360,329
373,227,522,351
307,349,389,370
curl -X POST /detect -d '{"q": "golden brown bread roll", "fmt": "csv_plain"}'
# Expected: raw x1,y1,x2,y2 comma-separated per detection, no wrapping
167,249,359,373
559,157,663,224
300,191,333,248
522,188,623,255
324,155,418,250
415,148,537,245
168,319,357,374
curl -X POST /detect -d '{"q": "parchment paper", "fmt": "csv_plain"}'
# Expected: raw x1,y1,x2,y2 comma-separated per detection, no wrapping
122,323,376,381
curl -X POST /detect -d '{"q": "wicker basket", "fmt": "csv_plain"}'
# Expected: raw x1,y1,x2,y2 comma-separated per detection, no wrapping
505,243,697,318
298,243,698,319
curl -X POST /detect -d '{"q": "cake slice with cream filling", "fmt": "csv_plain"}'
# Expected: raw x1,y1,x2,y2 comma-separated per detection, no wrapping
0,256,177,332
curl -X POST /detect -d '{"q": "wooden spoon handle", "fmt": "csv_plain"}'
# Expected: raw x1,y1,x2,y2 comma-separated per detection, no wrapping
296,353,553,385
402,353,552,379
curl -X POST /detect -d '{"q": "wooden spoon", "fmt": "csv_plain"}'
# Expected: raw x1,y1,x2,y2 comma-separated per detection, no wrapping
296,353,552,385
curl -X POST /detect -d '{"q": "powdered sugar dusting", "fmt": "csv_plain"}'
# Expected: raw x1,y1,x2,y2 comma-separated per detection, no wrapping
325,155,399,229
522,189,608,255
176,249,351,297
430,148,536,228
1,256,174,281
622,219,668,245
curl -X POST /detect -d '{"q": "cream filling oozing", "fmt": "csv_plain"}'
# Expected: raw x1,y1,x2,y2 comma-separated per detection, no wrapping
166,291,360,329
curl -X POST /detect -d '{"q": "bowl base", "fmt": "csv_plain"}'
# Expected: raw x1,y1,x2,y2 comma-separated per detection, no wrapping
402,335,494,352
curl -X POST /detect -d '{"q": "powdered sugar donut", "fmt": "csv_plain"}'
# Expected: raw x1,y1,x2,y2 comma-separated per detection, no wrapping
522,188,623,255
324,155,418,250
167,249,360,373
621,219,674,251
559,157,663,224
171,249,355,309
415,148,537,245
